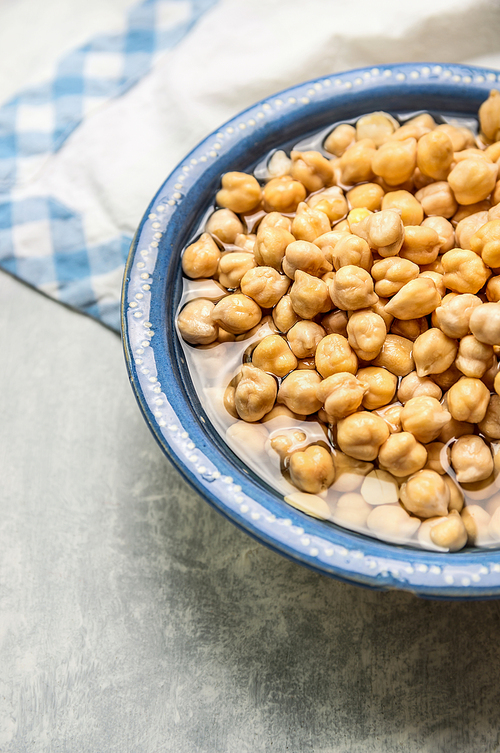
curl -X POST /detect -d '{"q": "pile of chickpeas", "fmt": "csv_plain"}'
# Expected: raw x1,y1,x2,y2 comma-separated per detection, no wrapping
177,90,500,552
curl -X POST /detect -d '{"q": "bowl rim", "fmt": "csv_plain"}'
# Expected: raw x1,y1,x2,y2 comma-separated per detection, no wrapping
122,61,500,599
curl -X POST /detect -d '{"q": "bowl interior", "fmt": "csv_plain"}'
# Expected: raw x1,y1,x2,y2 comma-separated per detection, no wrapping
123,63,500,598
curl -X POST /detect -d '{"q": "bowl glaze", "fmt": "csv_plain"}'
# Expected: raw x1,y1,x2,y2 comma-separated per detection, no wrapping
122,62,500,599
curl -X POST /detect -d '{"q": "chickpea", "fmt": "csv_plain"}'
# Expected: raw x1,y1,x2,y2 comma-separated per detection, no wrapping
367,297,394,330
390,317,428,341
385,277,441,320
352,209,404,257
391,113,436,141
240,266,290,308
470,219,500,268
481,358,500,391
477,395,500,440
289,445,335,494
433,293,482,339
251,335,297,377
401,396,452,443
205,208,244,244
262,405,302,427
419,271,446,297
372,137,417,187
455,211,489,250
381,190,423,225
233,364,277,422
435,122,475,151
417,129,454,180
366,504,420,542
266,150,292,179
445,475,465,512
453,201,492,224
412,328,457,377
371,257,419,297
372,335,414,377
451,434,494,484
337,411,390,461
316,372,366,420
347,207,372,230
424,442,450,475
328,265,378,311
485,141,500,164
278,369,322,415
415,182,458,218
332,492,371,530
254,226,295,269
330,234,372,272
290,150,333,192
479,89,500,142
399,225,440,265
456,335,494,378
226,421,269,460
347,182,385,211
461,505,492,546
339,139,376,184
287,321,325,358
291,202,331,243
378,432,427,477
397,371,442,403
355,111,397,145
177,298,219,345
216,171,262,213
375,403,403,433
426,511,468,552
262,175,307,213
486,275,500,302
234,233,257,252
358,469,399,506
438,415,473,444
218,252,256,289
400,469,450,518
211,293,261,334
331,450,374,492
447,376,490,423
289,271,331,319
315,333,358,378
321,310,348,337
357,366,397,409
324,123,356,156
272,294,299,333
181,233,221,279
347,310,386,360
421,216,455,252
420,259,445,274
283,239,331,279
284,491,331,520
307,186,348,223
258,211,292,233
448,158,498,205
223,378,239,419
442,248,491,294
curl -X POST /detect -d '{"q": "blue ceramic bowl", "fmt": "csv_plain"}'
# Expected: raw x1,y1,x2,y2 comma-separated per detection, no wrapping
122,62,500,599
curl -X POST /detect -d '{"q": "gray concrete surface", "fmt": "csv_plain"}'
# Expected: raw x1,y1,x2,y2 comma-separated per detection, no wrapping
2,269,500,753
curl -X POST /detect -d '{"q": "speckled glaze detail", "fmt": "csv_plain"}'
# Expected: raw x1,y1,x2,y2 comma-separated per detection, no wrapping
122,63,500,599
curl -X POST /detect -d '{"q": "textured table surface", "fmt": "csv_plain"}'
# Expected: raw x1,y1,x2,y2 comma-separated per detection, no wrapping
2,270,500,753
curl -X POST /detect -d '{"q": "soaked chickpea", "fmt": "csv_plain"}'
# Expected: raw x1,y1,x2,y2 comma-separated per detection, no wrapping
321,310,348,337
269,429,307,459
332,492,372,529
486,276,500,302
424,442,449,475
438,416,473,444
254,225,295,269
417,129,454,180
378,432,427,477
347,182,385,211
258,211,292,233
211,293,261,334
339,139,377,184
390,317,428,341
391,113,436,141
448,158,498,205
218,252,256,289
328,265,378,311
289,271,331,319
289,445,335,494
400,396,451,443
451,435,494,483
316,372,366,420
352,208,404,257
307,186,348,222
400,470,450,518
278,369,323,415
216,171,262,213
371,257,419,297
479,89,500,142
262,176,307,213
397,371,442,403
381,190,423,225
399,225,440,265
347,207,372,229
251,335,297,377
455,211,489,250
287,321,325,358
456,335,494,378
442,248,491,294
374,404,403,433
419,271,446,297
330,235,372,272
290,150,333,192
315,333,358,378
234,233,257,252
412,328,457,377
366,504,421,542
347,310,386,361
357,366,397,410
478,395,500,439
182,233,221,279
470,220,500,268
372,138,417,186
447,376,490,423
324,123,356,156
356,111,398,146
372,334,414,377
266,150,292,179
453,201,492,224
205,208,244,244
283,239,331,279
337,411,390,461
178,298,219,345
272,294,299,333
421,216,455,252
429,511,468,552
291,202,331,243
433,292,482,339
415,182,458,218
240,266,290,307
385,277,441,320
233,364,277,422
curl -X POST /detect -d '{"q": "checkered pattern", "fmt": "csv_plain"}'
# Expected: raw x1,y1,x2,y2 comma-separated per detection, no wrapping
0,0,217,330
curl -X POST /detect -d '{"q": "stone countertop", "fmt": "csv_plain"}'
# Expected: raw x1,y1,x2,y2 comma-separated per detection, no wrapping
2,270,500,753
